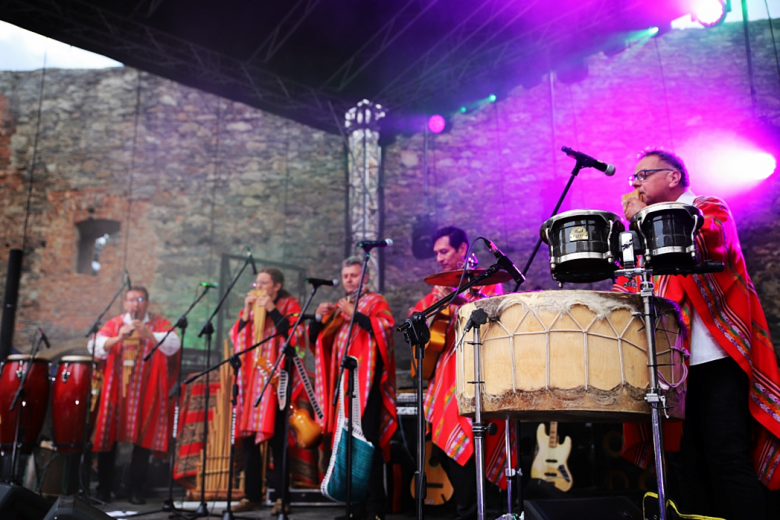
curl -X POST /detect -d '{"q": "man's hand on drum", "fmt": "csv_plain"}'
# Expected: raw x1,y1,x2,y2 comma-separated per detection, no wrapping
623,196,647,221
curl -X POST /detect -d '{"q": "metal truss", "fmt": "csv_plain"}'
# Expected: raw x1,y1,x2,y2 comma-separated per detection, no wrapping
246,0,322,64
0,0,350,132
346,100,385,292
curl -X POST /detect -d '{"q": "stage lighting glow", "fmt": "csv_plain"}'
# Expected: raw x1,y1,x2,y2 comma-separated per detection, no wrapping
692,0,727,27
428,114,446,134
460,106,467,113
488,94,497,102
648,27,659,36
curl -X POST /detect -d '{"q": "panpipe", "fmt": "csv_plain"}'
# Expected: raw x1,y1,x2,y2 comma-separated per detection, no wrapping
122,311,141,398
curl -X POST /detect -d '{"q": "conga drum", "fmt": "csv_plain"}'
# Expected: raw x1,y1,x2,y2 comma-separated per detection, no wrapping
0,354,51,453
455,291,687,422
52,356,100,453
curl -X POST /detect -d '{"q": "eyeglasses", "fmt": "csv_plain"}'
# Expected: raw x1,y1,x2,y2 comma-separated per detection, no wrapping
126,297,145,303
628,168,674,185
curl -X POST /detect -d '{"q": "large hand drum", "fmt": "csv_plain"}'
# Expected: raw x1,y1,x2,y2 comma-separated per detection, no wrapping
455,291,687,422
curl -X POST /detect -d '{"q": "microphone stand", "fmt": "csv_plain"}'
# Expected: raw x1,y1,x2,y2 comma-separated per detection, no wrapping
251,285,322,520
79,274,131,503
115,285,215,519
398,261,519,520
180,329,284,520
513,155,585,292
187,255,254,519
5,331,45,484
329,247,374,520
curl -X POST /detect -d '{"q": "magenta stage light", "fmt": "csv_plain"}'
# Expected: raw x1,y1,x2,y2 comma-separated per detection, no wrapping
692,0,727,27
428,114,446,134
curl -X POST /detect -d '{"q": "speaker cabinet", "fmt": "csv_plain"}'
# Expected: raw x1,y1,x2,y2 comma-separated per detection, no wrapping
525,496,643,520
0,482,52,520
43,495,112,520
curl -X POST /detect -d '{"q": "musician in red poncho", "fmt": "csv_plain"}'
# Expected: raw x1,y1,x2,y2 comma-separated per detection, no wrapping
410,226,508,520
309,257,397,520
88,286,181,505
229,267,301,514
618,149,780,520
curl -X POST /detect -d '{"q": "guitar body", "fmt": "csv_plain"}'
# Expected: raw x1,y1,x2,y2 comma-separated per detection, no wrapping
410,307,452,380
531,422,573,492
410,440,454,506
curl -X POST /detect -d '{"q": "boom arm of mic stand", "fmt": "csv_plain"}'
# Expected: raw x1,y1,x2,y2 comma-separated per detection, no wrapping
144,285,212,362
85,277,131,337
513,162,584,291
254,284,321,407
198,255,253,338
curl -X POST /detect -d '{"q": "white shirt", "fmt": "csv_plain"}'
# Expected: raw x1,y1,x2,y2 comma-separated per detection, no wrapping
676,190,729,366
87,312,181,360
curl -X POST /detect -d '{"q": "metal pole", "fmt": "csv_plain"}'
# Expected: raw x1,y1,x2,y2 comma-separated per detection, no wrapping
472,316,487,520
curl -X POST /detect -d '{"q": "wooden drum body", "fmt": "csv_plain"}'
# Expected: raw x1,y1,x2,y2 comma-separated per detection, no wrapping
456,291,687,422
52,356,100,453
0,355,51,453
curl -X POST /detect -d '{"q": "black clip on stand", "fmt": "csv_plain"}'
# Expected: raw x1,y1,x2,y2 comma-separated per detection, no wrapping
397,262,518,520
115,284,216,519
186,249,257,519
4,330,46,484
183,326,286,520
251,281,325,520
80,271,132,503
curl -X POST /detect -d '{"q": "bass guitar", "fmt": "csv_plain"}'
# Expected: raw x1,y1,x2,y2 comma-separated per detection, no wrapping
531,422,573,492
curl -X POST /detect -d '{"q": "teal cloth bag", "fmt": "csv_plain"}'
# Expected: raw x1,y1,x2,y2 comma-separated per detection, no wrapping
321,356,375,503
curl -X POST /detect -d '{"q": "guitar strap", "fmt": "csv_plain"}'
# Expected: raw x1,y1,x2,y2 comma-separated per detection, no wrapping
292,354,324,422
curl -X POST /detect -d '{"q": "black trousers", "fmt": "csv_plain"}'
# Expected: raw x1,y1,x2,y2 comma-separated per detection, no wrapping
97,444,150,496
241,406,287,503
360,365,387,518
671,357,767,520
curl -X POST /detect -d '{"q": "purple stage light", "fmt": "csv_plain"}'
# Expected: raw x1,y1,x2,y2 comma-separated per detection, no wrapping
428,114,446,134
692,0,727,27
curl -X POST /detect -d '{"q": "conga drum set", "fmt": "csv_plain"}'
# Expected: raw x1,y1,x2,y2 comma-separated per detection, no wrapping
449,202,718,520
0,338,100,487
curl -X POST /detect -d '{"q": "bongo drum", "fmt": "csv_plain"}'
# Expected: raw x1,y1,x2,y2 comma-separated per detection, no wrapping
52,356,100,453
0,354,51,453
455,291,687,422
630,202,703,269
541,210,625,283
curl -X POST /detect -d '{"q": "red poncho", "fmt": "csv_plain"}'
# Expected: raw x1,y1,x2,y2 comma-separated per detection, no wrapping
91,314,180,453
229,295,303,443
312,292,397,461
616,196,780,490
412,284,512,489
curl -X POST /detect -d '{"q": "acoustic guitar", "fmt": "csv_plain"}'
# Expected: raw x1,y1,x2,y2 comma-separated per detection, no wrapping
410,306,453,380
531,422,573,492
410,440,454,506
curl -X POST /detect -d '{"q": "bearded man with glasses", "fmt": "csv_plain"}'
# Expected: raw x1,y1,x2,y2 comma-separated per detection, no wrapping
617,150,780,520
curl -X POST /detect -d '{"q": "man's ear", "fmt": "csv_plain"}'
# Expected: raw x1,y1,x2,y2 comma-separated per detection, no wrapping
668,169,682,189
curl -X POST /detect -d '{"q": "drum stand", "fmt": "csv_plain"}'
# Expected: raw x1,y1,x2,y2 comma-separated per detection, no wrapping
399,262,517,520
497,418,523,520
116,284,215,519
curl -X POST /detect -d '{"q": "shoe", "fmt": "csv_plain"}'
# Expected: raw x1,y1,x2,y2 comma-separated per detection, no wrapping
232,498,263,512
271,498,291,515
129,492,146,505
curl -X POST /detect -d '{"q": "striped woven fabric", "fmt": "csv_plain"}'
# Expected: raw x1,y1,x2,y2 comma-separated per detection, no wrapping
616,196,780,490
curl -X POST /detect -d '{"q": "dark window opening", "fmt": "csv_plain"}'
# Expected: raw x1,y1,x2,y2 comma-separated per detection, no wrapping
76,219,121,275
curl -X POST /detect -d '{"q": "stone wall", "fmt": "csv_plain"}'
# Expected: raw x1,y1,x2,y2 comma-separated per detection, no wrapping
0,68,346,359
383,20,780,367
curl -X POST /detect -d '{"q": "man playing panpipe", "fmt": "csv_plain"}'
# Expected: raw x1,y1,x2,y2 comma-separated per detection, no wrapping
88,286,181,505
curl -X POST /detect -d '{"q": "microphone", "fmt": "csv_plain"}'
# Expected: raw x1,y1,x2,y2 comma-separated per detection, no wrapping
246,246,257,275
125,269,132,288
561,146,616,176
482,238,526,286
357,238,393,250
38,328,51,349
305,278,339,288
200,282,219,288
